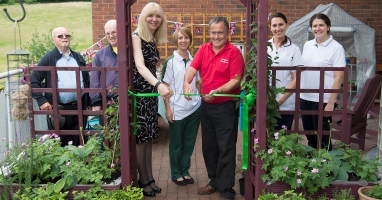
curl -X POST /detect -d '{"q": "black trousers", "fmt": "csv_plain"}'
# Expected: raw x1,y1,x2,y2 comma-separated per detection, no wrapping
300,98,332,150
59,103,81,147
276,114,295,130
201,100,238,199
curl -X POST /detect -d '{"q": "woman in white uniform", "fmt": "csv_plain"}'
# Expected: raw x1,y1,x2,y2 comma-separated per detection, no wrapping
268,12,303,130
300,13,345,150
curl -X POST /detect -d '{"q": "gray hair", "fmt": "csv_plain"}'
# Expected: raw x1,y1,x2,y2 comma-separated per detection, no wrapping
208,17,229,33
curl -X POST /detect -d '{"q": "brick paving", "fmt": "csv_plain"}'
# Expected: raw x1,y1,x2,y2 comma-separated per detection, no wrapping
146,116,379,200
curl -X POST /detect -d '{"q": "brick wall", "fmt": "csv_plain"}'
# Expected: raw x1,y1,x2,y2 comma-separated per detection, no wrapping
92,0,382,64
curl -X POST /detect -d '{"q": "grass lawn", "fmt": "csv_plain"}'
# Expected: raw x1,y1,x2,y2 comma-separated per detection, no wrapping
0,2,92,73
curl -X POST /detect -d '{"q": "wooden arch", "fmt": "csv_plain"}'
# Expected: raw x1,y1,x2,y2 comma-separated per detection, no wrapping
116,0,268,199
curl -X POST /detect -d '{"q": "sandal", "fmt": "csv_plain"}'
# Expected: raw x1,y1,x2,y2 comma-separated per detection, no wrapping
138,181,155,197
148,179,162,193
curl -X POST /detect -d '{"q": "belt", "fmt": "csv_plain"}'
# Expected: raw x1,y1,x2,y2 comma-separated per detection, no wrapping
61,101,77,105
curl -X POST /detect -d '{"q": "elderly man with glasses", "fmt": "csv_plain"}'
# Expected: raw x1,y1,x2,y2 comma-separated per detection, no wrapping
89,20,118,114
31,26,90,147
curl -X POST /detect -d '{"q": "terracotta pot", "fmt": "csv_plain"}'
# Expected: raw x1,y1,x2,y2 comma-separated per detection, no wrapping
358,186,381,200
350,57,356,64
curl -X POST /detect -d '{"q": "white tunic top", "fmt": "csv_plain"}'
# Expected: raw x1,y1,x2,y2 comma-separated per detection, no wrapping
268,37,303,111
162,50,201,120
301,35,346,103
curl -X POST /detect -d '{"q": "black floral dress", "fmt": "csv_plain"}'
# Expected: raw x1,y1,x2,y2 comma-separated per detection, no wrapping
132,32,159,144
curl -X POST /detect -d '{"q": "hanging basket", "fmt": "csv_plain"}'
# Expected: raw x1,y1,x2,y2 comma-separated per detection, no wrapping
358,186,381,200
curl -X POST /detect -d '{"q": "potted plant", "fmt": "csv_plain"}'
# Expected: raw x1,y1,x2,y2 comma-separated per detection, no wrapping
254,129,381,198
358,184,382,200
348,80,357,90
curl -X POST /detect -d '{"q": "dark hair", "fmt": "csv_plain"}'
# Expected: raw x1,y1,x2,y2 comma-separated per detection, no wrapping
268,12,290,46
208,16,229,33
309,13,331,33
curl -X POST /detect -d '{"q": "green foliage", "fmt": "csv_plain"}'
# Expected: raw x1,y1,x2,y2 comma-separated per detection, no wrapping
98,184,144,200
259,190,305,200
365,184,382,199
240,7,283,136
23,29,78,64
13,182,69,200
94,97,121,172
332,188,355,200
0,134,115,195
254,129,381,195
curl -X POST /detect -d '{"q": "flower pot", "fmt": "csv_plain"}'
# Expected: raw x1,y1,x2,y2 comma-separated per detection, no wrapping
350,57,356,64
238,178,245,196
358,186,381,200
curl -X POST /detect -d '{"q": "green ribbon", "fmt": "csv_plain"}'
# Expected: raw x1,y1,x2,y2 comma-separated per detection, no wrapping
242,91,256,170
128,91,160,135
128,90,255,170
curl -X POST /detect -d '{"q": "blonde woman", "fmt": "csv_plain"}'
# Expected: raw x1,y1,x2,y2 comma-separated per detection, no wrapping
132,2,172,197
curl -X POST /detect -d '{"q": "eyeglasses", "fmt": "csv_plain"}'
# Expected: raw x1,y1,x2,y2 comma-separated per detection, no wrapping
105,31,116,37
54,34,71,39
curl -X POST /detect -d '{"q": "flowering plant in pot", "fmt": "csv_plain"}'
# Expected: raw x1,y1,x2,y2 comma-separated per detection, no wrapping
254,128,381,195
358,184,382,200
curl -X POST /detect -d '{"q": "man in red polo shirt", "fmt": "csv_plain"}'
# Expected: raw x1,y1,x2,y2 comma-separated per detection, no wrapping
183,16,245,200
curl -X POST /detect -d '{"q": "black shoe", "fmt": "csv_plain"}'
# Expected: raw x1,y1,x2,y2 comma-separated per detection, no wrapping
183,176,194,184
172,177,187,186
138,181,155,197
148,179,162,193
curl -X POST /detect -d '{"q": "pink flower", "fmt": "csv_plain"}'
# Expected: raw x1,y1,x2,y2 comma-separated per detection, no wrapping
286,151,291,155
111,163,115,168
66,162,70,166
68,141,73,145
274,132,279,140
254,138,259,144
311,168,319,173
1,138,5,141
297,171,301,176
50,133,58,139
251,128,255,133
268,149,273,154
9,140,13,144
284,167,288,171
78,145,83,148
322,159,326,163
282,125,287,130
297,179,301,184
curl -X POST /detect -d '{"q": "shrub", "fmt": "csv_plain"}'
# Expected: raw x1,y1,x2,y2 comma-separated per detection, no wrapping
23,29,78,64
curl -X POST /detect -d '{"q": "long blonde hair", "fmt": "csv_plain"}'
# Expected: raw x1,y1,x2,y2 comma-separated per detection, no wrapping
136,2,168,45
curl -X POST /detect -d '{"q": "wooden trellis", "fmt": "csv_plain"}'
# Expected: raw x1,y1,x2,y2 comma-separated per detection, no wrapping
132,13,247,60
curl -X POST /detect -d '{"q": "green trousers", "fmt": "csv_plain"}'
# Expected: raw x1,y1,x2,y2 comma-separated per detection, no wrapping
169,107,201,180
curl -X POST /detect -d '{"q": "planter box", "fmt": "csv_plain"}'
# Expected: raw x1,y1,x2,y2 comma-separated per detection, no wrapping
266,181,375,199
0,182,121,199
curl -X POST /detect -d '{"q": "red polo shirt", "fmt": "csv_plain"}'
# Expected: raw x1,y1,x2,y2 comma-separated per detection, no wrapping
191,40,244,104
